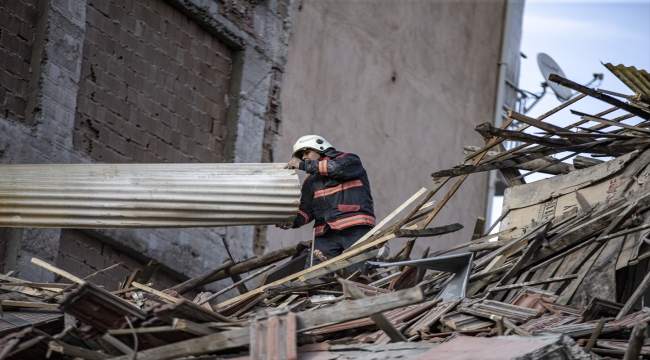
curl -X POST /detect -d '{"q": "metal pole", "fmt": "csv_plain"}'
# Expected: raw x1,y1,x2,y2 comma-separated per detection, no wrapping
310,229,316,267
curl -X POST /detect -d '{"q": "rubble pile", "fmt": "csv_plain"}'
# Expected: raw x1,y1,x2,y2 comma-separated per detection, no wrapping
1,66,650,359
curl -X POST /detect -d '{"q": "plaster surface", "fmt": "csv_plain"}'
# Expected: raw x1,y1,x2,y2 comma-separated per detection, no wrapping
267,0,508,256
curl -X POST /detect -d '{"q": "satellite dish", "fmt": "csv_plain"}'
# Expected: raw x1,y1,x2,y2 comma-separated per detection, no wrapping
537,53,573,101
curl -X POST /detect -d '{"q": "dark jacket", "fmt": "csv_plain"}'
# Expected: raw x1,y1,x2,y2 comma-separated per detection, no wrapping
292,148,376,236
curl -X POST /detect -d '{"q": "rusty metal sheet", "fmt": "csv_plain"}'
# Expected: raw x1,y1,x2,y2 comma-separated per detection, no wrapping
59,282,146,333
0,163,300,228
604,63,650,97
251,311,297,360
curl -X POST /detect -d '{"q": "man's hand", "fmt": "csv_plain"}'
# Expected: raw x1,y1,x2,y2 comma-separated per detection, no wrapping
275,220,293,230
284,157,302,170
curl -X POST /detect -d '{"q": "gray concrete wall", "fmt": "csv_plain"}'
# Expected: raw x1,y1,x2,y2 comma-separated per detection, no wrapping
267,0,509,256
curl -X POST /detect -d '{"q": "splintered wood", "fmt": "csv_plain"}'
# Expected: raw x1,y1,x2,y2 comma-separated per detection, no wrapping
1,70,650,359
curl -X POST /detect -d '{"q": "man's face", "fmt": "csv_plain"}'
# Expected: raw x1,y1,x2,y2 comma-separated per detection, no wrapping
302,149,320,161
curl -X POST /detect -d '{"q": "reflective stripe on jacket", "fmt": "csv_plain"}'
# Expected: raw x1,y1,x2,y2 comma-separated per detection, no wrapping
292,148,375,236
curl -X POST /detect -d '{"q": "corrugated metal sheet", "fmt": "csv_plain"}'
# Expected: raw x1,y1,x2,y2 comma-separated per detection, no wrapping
603,63,650,97
0,163,300,228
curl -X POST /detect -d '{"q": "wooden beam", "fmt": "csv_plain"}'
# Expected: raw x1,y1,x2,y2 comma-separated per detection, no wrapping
339,280,407,342
109,287,425,360
623,322,647,360
464,94,587,163
487,222,551,299
472,217,486,240
170,260,234,295
394,223,464,238
0,300,59,309
509,110,588,139
48,341,110,360
131,282,179,303
30,258,85,284
346,187,428,251
549,74,650,120
487,274,578,292
580,114,650,135
198,241,309,287
221,237,248,295
201,264,275,307
300,249,379,282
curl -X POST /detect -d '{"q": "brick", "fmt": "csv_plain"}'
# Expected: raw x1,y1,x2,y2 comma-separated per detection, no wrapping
1,30,23,54
14,0,36,24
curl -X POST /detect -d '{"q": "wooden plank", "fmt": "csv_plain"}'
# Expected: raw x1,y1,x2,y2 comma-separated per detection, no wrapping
509,110,587,138
171,260,234,295
525,201,627,267
465,255,507,297
487,275,578,293
346,187,428,251
474,220,551,269
110,287,425,360
221,237,248,295
0,300,59,309
467,240,509,252
472,217,486,240
393,223,464,238
428,227,518,258
340,280,407,342
464,94,587,163
487,222,551,300
528,237,596,272
624,322,647,360
575,236,625,303
30,258,85,284
108,326,177,335
549,74,650,120
300,249,378,282
198,241,310,287
556,245,605,304
48,341,110,360
101,334,134,355
201,264,275,306
0,282,71,288
131,282,179,303
172,318,216,336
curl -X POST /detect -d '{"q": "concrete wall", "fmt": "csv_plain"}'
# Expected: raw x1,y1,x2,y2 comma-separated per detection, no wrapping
267,0,509,256
0,0,293,296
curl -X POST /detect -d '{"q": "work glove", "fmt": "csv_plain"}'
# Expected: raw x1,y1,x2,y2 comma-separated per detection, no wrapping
275,220,293,230
284,157,302,170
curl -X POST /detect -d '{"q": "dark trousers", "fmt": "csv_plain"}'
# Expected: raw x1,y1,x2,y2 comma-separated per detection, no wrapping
310,225,373,273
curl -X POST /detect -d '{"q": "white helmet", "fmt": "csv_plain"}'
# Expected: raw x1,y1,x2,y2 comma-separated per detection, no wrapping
292,135,334,158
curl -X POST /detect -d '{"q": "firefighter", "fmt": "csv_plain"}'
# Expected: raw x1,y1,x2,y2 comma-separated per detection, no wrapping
277,135,380,271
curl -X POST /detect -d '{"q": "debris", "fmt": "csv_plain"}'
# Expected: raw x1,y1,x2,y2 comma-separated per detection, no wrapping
1,65,650,359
